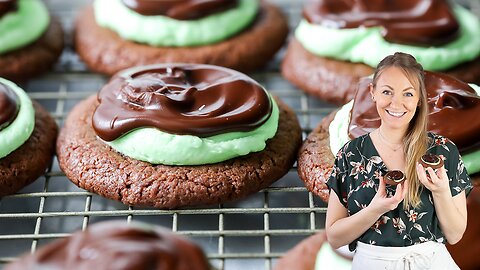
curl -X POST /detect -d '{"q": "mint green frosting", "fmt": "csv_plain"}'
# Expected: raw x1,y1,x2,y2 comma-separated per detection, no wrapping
463,151,480,175
93,0,258,47
0,0,49,55
328,84,480,175
296,5,480,71
328,99,353,155
314,243,352,270
0,78,35,159
106,97,279,165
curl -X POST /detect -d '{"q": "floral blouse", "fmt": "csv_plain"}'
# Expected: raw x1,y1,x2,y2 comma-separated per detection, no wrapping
326,132,473,250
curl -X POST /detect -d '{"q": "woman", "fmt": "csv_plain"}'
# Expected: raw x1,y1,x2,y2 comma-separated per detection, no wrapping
325,52,473,269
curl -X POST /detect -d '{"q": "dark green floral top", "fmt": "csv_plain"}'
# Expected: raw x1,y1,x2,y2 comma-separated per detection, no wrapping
327,132,473,250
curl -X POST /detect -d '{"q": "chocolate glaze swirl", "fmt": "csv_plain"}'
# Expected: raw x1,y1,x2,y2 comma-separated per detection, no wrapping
0,0,17,17
0,82,20,131
93,64,272,141
422,153,440,164
121,0,237,20
4,221,211,270
348,72,480,152
386,170,405,181
303,0,459,46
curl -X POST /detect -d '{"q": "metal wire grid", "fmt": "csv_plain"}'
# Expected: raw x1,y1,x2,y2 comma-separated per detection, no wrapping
0,76,332,269
0,0,478,269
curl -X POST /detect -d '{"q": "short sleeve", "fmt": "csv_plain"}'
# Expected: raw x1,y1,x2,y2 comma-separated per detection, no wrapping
444,140,473,197
326,147,349,208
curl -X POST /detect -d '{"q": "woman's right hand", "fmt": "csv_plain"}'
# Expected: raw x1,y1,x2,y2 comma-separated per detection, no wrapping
368,176,408,216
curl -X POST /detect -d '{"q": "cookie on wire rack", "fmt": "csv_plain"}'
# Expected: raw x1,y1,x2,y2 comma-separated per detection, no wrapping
57,63,302,209
4,221,212,270
75,0,288,75
0,77,57,196
0,0,64,82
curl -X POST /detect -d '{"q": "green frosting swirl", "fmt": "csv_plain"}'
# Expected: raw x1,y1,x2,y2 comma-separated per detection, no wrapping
93,0,259,47
296,5,480,71
328,100,353,156
328,84,480,175
106,96,279,165
0,0,49,55
0,78,35,159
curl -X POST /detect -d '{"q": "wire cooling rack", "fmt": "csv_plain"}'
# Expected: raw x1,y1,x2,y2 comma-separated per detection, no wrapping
0,1,478,270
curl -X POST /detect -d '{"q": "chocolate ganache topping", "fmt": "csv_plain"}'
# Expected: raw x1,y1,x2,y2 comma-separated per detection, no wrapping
303,0,459,46
4,221,211,270
348,72,480,152
93,64,273,142
0,82,20,131
121,0,238,20
0,0,17,17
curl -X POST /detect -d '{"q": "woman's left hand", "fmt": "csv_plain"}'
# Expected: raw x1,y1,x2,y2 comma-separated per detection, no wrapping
416,163,450,195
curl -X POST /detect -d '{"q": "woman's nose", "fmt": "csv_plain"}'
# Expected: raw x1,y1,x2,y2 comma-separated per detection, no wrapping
390,93,404,107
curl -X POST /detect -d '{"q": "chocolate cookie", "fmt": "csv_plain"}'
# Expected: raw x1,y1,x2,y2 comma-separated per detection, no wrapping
384,170,406,185
0,18,64,82
419,153,444,170
282,38,480,105
0,102,58,197
57,95,302,209
74,3,288,76
4,221,211,270
297,110,337,202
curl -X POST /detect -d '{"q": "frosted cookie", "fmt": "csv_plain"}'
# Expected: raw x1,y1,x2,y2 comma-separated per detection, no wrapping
0,78,57,196
282,0,480,105
4,221,211,270
75,0,288,75
419,153,444,170
57,64,302,209
0,0,64,82
384,170,406,186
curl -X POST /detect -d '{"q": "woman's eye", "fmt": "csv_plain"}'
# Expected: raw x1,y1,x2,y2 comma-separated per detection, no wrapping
382,90,391,95
404,92,414,97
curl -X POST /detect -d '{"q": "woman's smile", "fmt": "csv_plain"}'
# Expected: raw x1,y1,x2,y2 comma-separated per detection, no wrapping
385,109,407,118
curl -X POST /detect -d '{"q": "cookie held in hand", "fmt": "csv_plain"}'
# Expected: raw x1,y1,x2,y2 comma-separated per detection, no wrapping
420,153,444,170
384,170,406,185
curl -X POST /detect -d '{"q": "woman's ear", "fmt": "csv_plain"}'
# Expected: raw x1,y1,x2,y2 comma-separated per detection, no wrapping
369,83,375,102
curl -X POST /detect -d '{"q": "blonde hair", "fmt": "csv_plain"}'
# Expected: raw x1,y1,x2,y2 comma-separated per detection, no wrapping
372,52,430,209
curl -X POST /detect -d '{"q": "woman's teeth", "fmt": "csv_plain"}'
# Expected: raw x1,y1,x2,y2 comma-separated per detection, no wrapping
386,110,406,117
